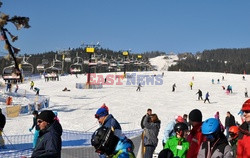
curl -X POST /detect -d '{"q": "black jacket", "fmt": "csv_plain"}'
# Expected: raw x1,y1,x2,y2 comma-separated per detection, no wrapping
31,120,63,158
225,115,236,127
0,113,6,130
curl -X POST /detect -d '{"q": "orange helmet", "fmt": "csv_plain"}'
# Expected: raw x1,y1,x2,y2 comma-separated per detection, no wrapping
229,126,239,139
242,99,250,111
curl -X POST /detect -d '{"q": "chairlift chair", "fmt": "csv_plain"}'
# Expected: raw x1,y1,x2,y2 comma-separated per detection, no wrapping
20,61,34,76
2,65,21,82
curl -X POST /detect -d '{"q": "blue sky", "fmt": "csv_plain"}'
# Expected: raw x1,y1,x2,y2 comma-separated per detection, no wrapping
1,0,250,55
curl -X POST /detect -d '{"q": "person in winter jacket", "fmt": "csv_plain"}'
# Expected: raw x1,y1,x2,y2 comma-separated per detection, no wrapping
163,116,184,147
198,118,233,158
31,110,62,158
30,81,34,90
214,111,225,132
172,83,176,92
91,126,135,158
164,122,189,158
186,109,206,158
204,92,210,103
237,99,250,158
29,110,40,148
143,113,161,158
228,126,239,157
140,108,152,129
196,89,203,100
95,106,122,158
0,108,6,148
95,107,122,138
225,111,236,138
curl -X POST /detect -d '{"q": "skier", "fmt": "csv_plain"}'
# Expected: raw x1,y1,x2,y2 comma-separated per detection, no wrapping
6,81,11,92
198,118,233,158
164,123,189,158
212,79,214,84
245,88,248,98
189,81,193,90
172,83,176,92
204,92,210,103
30,81,34,90
136,83,142,91
34,87,40,95
14,83,18,93
196,89,203,100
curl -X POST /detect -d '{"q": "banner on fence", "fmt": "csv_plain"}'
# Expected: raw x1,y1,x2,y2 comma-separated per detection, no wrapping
6,105,21,118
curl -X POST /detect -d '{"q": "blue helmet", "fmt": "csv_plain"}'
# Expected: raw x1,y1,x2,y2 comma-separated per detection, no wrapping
202,118,220,135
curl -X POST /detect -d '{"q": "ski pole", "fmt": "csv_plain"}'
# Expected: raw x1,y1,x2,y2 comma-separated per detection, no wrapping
85,124,99,132
2,131,15,149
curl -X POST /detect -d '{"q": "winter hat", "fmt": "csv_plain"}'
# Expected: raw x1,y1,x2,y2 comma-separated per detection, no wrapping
242,99,250,111
32,110,38,115
37,110,55,124
189,109,202,122
158,149,174,158
95,108,108,118
175,116,184,123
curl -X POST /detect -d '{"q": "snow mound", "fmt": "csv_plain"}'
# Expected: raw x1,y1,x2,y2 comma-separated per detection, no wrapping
149,54,178,71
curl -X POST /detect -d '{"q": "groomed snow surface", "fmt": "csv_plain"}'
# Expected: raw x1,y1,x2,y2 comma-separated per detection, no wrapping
1,55,248,154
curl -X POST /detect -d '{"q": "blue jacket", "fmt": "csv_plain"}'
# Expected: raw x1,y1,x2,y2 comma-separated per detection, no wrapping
163,120,176,143
31,120,63,158
103,114,122,138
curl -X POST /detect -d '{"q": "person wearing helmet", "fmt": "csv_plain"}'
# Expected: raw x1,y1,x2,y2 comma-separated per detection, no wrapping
186,109,206,158
228,126,239,157
237,99,250,158
164,122,189,158
91,126,135,158
198,118,233,158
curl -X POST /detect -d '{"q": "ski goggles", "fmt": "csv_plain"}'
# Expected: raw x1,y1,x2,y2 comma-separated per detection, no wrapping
242,110,250,113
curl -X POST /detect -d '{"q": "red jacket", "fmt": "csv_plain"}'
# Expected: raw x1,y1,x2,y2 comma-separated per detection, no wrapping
237,122,250,158
186,122,206,158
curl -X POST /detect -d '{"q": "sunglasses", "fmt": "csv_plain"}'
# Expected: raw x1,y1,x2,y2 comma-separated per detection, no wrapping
243,110,250,113
37,120,44,123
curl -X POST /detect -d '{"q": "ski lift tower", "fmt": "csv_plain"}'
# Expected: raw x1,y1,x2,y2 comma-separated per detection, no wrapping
81,42,100,87
122,50,130,77
137,54,142,71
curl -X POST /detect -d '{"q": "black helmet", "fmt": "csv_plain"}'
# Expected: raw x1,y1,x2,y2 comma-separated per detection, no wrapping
91,126,119,156
174,122,188,132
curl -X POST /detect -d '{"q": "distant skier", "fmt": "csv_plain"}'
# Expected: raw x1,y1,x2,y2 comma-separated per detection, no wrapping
222,76,224,81
217,79,220,84
204,92,210,103
172,83,176,92
245,88,248,98
196,89,203,100
212,79,214,84
30,81,34,90
242,76,245,80
162,72,164,77
34,87,40,95
136,83,142,91
14,83,18,93
189,81,193,90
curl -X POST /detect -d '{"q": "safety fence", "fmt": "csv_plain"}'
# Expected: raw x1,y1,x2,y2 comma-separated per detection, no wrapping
0,129,143,158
